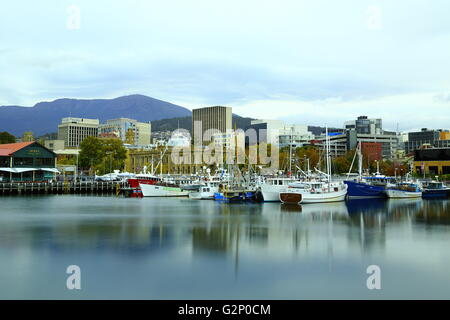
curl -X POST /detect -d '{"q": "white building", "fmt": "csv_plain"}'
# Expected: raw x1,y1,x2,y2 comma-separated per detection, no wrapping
249,119,314,148
99,118,151,146
57,117,99,148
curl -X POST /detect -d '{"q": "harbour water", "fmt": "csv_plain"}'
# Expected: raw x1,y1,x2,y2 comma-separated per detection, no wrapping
0,195,450,299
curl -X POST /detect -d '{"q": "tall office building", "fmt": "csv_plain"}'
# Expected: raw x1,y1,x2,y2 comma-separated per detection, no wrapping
192,106,232,143
345,116,382,135
57,117,99,148
99,118,151,146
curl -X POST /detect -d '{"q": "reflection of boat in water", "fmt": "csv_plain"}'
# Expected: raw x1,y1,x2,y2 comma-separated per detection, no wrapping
277,201,349,220
346,198,389,216
386,197,423,212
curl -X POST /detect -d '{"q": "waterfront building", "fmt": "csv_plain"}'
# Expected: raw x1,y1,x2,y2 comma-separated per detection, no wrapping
99,118,151,146
406,128,450,153
0,141,58,182
414,148,450,175
192,106,232,144
57,117,99,148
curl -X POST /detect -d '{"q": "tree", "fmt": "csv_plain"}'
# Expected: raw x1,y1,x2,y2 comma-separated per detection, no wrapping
101,138,128,174
79,136,105,173
79,137,128,175
0,131,16,144
295,146,320,171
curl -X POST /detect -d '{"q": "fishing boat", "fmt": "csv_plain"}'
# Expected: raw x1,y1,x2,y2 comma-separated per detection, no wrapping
422,181,450,199
127,173,161,188
279,180,348,204
214,183,256,202
259,177,298,202
139,182,189,197
189,182,220,200
385,182,422,198
344,143,391,198
279,127,347,204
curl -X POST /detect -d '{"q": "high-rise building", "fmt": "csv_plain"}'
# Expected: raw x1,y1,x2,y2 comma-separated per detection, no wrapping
345,116,382,135
99,118,151,146
57,118,99,148
192,106,232,144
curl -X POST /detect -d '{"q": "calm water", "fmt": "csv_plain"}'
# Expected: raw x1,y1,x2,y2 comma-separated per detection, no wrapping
0,195,449,300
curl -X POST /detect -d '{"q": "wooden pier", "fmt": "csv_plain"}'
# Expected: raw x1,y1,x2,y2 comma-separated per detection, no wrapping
0,181,129,196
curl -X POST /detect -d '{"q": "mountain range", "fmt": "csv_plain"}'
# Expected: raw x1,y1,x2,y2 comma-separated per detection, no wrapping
0,94,191,136
0,94,338,138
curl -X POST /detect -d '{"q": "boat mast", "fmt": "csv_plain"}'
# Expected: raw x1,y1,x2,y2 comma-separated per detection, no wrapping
289,126,293,176
326,126,331,187
358,142,363,180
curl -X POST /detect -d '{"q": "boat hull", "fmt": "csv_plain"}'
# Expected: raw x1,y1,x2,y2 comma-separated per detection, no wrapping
301,189,348,203
344,180,386,199
128,177,159,188
422,189,449,199
140,183,189,197
279,192,303,205
188,191,216,200
260,186,288,202
385,189,422,199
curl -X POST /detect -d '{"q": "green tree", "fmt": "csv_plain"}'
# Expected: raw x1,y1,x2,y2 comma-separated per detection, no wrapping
79,137,127,175
0,131,16,144
101,138,128,174
79,136,105,173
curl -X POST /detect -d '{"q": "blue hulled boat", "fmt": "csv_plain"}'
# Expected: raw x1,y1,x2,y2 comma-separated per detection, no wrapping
422,181,450,199
344,176,394,199
344,142,395,199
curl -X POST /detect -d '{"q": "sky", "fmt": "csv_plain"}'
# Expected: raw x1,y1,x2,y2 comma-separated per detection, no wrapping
1,0,450,132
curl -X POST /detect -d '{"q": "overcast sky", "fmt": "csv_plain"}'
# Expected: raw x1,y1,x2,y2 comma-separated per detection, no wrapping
1,0,449,131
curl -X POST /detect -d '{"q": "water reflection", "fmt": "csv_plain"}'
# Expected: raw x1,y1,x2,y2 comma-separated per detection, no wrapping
1,197,450,255
0,195,450,298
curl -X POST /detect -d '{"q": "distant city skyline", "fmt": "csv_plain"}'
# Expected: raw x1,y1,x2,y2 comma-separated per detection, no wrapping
1,0,449,132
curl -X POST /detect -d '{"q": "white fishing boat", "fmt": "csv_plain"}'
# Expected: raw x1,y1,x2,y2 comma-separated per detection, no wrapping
385,182,422,198
140,182,189,197
279,180,348,204
259,177,298,202
279,127,347,204
188,182,220,200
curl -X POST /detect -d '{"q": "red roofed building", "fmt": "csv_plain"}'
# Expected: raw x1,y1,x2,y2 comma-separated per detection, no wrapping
0,141,57,182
